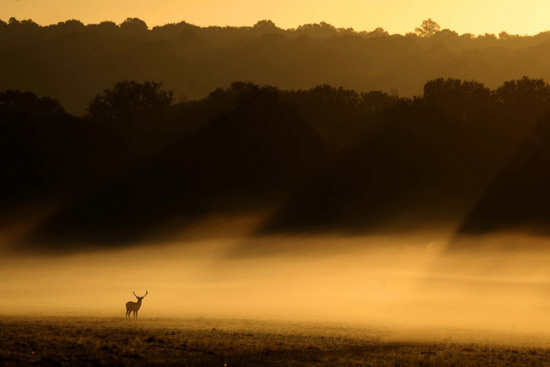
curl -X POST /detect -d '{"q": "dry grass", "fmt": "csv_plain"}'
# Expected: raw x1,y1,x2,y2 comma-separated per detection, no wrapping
1,316,550,367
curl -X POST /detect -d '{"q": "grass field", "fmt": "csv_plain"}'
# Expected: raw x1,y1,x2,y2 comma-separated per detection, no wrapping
2,316,550,367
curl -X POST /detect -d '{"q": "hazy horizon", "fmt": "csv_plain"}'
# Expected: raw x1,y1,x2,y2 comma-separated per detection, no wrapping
5,15,550,38
3,0,550,36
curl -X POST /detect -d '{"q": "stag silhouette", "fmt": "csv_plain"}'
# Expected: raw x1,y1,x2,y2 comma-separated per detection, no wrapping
126,290,148,319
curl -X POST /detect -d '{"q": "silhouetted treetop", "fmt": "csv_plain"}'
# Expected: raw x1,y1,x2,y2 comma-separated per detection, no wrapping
120,17,149,35
253,20,279,30
496,77,550,125
85,81,176,154
0,90,65,117
423,78,493,118
50,19,85,33
415,18,441,37
87,81,173,127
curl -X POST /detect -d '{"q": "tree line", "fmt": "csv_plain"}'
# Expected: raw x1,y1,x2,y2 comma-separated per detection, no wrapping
4,17,550,114
3,77,550,251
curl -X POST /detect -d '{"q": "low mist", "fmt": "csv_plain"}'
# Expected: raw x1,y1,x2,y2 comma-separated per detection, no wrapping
3,215,550,338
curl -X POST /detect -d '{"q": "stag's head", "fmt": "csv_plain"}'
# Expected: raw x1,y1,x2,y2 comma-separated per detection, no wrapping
133,290,148,300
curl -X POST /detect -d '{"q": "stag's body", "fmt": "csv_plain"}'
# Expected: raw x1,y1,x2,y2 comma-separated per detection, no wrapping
126,291,148,319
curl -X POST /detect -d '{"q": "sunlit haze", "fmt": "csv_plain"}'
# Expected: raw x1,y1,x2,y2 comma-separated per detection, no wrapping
3,217,550,334
3,0,550,35
5,0,550,365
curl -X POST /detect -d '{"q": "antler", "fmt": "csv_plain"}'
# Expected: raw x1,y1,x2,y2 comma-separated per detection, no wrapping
133,291,148,298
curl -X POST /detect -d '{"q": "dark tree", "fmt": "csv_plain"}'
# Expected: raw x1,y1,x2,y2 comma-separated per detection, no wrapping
120,17,148,35
415,18,441,37
496,76,550,125
86,81,174,151
0,91,83,204
51,19,85,34
423,78,493,118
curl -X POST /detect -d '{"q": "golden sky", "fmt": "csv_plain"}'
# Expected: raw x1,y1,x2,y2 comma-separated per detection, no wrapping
2,0,550,35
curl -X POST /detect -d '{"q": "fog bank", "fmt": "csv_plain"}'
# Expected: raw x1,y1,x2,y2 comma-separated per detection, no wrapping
3,224,550,335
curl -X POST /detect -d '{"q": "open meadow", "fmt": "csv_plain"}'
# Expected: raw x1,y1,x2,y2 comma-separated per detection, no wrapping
2,316,550,367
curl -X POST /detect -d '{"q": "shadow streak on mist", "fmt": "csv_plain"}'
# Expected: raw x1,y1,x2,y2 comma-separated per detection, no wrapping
260,98,506,236
453,115,550,249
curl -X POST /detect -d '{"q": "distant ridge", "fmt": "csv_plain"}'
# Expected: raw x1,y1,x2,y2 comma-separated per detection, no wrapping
2,17,550,113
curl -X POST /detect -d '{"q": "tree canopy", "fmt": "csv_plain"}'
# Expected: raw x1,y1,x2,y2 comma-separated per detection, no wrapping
3,77,550,251
3,17,550,113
